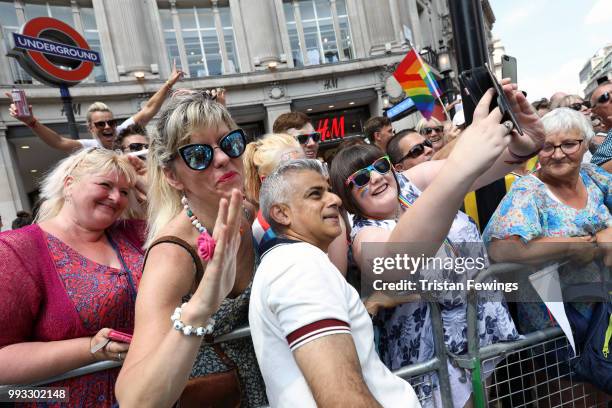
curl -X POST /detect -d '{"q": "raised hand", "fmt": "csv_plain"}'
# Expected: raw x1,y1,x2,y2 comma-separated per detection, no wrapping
5,92,35,126
501,81,545,153
191,188,242,316
167,58,185,88
448,88,512,176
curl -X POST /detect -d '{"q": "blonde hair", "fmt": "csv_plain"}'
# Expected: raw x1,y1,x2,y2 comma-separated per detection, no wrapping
416,116,443,133
243,133,302,204
147,91,237,246
86,102,112,124
36,148,137,223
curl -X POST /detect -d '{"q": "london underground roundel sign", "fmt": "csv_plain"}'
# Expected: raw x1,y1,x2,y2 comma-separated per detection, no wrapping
9,17,101,87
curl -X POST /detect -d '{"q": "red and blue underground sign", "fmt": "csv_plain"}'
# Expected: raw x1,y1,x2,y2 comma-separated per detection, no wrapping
10,17,101,86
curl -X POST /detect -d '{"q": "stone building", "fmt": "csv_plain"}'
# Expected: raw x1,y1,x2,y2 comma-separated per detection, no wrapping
0,0,495,222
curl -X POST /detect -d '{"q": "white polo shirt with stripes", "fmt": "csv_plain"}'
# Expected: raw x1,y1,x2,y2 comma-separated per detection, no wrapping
249,240,419,408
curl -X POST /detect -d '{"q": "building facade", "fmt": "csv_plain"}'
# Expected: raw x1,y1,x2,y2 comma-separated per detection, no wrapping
0,0,494,225
580,43,612,98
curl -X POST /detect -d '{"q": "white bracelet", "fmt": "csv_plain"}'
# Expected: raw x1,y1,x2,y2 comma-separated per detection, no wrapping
171,303,215,337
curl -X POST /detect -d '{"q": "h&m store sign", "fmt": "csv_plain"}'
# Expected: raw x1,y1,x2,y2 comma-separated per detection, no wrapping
309,106,368,143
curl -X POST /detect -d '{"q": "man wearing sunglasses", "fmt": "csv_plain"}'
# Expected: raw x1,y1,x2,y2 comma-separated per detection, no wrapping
589,81,612,170
251,159,419,408
386,129,433,171
273,112,320,160
6,60,184,153
114,124,150,156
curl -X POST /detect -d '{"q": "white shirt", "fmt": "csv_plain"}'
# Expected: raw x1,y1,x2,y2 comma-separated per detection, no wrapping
249,241,419,408
77,116,135,149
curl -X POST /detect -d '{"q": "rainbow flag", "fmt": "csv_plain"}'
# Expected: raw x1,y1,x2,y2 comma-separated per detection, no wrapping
393,49,442,120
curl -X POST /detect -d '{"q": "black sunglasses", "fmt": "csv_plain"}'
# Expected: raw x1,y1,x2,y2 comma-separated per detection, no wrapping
295,132,321,145
421,126,443,135
394,139,432,164
178,129,246,170
568,101,590,111
125,142,149,153
595,91,610,106
93,119,117,129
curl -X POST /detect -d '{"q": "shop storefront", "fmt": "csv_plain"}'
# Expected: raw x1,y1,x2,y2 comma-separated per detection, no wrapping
307,105,371,162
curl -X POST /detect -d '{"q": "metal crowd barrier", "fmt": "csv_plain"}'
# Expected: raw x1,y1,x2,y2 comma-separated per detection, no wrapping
2,263,608,407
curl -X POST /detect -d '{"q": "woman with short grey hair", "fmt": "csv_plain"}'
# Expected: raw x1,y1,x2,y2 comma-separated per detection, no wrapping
485,107,612,332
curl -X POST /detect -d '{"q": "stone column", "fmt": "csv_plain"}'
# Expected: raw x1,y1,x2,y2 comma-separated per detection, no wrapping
0,24,13,84
362,0,395,50
273,0,294,68
71,0,85,35
329,0,346,61
0,127,25,219
388,0,403,43
265,102,291,133
14,0,26,24
169,0,189,78
240,0,283,68
92,0,119,82
101,0,154,77
406,0,423,48
229,0,251,72
346,0,368,57
212,0,229,74
145,0,171,78
292,1,308,65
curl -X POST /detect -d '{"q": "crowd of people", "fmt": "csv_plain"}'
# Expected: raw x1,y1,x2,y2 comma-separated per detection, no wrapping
0,74,610,408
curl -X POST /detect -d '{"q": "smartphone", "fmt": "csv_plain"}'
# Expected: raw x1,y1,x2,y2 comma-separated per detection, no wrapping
501,55,517,84
458,63,523,135
108,329,133,344
11,87,30,117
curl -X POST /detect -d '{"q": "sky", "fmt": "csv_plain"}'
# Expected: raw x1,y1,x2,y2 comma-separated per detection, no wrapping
489,0,612,102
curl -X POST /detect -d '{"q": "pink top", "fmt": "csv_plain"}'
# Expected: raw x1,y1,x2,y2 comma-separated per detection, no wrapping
0,220,145,407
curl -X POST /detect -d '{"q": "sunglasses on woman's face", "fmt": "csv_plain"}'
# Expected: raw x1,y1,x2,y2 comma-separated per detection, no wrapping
93,119,117,129
421,126,443,135
295,132,321,145
594,91,610,107
178,129,247,171
568,101,590,111
394,139,432,164
345,156,392,188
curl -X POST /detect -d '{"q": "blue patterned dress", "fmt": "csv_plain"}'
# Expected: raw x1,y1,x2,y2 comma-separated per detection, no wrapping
483,164,612,333
352,173,520,407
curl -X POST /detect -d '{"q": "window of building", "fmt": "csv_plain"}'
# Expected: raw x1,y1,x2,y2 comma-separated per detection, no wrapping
161,5,239,78
0,1,107,84
283,0,353,66
0,1,30,83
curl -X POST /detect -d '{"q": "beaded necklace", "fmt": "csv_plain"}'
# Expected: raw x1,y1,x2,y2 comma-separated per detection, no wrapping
181,195,216,260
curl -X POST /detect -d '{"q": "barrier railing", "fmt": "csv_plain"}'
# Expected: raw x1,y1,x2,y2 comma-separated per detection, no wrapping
2,263,604,407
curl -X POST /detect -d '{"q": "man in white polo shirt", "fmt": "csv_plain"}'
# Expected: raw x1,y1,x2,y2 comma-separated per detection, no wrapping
249,159,419,407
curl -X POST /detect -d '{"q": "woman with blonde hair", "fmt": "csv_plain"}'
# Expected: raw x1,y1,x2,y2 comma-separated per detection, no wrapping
116,92,267,407
243,133,303,206
0,148,145,407
243,133,349,275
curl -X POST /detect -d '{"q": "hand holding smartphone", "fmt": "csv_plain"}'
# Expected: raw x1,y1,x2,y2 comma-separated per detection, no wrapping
458,63,523,135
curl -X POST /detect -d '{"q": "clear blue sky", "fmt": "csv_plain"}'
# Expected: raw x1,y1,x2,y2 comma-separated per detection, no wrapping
489,0,612,101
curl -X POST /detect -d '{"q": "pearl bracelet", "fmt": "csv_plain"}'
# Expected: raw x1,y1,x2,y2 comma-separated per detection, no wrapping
171,303,215,337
